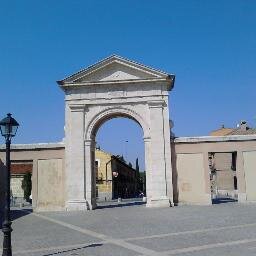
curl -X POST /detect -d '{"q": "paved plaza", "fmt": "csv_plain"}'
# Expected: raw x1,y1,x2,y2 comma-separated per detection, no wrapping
2,201,256,255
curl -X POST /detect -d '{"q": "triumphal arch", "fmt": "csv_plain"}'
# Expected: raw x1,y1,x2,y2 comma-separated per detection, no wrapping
58,55,175,210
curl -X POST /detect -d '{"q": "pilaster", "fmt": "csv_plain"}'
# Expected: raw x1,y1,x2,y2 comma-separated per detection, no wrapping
144,136,151,201
85,139,97,210
146,100,172,207
65,104,87,211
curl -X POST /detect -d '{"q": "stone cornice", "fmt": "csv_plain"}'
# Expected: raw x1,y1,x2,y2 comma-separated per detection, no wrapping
69,104,88,112
148,100,166,108
59,77,174,91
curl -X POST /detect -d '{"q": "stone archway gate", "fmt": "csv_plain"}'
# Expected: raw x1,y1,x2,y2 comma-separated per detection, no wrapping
58,55,175,210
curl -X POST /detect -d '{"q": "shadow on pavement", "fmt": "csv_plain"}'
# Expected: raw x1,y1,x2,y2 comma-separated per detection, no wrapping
212,197,238,204
42,243,103,256
96,201,146,210
0,208,32,229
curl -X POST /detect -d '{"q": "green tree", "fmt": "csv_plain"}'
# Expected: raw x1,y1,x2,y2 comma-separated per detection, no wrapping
22,172,32,202
135,158,140,194
135,158,139,172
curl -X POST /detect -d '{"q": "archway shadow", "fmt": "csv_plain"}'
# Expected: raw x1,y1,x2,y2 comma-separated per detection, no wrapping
212,197,238,204
0,208,32,229
96,201,146,210
41,243,103,256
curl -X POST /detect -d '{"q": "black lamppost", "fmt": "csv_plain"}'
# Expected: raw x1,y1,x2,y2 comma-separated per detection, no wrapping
0,113,19,256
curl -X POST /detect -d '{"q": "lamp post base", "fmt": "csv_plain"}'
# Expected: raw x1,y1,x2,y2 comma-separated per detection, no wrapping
2,220,12,256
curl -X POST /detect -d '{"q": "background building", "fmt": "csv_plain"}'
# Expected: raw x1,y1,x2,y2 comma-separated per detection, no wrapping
210,121,256,136
95,149,138,201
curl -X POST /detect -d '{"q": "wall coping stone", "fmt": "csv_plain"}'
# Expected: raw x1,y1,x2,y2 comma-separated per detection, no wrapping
0,142,65,151
1,135,255,150
174,135,256,143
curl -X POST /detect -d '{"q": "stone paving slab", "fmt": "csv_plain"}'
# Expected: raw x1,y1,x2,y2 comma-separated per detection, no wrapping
171,241,256,256
2,209,101,253
130,226,256,252
1,202,256,255
39,203,256,239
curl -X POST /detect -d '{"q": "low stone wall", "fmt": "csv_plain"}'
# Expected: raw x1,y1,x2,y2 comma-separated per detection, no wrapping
174,135,256,205
1,137,256,211
0,143,65,212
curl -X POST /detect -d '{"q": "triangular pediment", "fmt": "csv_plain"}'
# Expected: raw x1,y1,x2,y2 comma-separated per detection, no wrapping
57,55,174,86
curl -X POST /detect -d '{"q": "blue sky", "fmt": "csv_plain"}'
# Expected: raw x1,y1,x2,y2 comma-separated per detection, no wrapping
0,1,255,169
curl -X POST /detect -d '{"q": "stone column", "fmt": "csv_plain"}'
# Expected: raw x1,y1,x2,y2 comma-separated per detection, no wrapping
162,102,174,205
146,100,172,207
236,151,247,202
65,104,87,211
144,136,152,200
85,139,97,210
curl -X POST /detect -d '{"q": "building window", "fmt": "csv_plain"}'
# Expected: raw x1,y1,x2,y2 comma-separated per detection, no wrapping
95,159,100,167
231,152,237,171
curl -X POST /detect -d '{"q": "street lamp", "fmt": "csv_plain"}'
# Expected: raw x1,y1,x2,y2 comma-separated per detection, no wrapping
0,113,19,256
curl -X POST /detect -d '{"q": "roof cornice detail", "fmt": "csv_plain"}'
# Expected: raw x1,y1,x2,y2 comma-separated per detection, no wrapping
57,55,175,91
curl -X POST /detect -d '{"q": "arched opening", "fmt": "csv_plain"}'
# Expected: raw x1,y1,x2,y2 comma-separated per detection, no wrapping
89,113,146,208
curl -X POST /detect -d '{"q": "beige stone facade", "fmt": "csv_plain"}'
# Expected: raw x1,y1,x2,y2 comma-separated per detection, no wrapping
95,149,112,200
